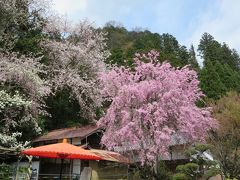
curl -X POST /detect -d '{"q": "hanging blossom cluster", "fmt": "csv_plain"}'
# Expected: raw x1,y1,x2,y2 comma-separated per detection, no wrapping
0,52,50,148
0,132,30,150
98,50,218,165
42,20,110,120
0,90,32,110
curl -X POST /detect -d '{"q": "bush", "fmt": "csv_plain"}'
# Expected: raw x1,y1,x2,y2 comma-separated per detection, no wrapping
138,161,172,180
172,173,191,180
204,168,222,179
176,163,199,178
0,163,14,180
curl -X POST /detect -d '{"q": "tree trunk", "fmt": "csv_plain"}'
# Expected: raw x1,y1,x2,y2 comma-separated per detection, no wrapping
153,157,158,180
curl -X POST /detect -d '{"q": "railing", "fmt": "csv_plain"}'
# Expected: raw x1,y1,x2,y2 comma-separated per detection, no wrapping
97,174,128,180
0,172,80,180
37,173,80,180
0,173,31,180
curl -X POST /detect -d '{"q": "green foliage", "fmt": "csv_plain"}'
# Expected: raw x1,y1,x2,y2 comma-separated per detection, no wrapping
156,161,172,180
199,33,240,99
200,61,227,99
172,173,190,180
175,163,199,179
138,161,172,180
104,29,240,101
45,88,88,130
189,45,200,71
138,164,154,179
13,30,44,56
217,63,240,91
204,168,222,180
0,162,32,180
102,22,199,68
185,144,213,156
0,0,46,56
0,163,14,180
174,144,221,180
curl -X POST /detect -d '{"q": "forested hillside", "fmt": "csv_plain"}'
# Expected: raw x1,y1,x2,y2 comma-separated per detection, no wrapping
102,23,240,100
102,22,199,69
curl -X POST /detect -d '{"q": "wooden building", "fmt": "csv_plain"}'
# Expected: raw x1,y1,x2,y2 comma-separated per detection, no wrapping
30,124,192,179
32,124,130,179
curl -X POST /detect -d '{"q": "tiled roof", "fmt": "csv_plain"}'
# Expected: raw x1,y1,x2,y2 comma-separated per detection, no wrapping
90,149,131,164
33,124,102,142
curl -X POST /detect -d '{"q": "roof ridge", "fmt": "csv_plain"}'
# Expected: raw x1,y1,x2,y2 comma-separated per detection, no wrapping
33,124,102,142
48,124,97,132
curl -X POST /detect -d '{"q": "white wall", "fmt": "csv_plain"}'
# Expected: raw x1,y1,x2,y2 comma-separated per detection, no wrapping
72,159,81,175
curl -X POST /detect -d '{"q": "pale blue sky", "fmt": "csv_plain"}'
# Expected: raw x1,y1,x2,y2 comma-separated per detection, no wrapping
52,0,240,52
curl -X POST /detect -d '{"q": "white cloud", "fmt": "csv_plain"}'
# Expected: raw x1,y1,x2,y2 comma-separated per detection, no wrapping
52,0,87,14
50,0,156,29
187,0,240,52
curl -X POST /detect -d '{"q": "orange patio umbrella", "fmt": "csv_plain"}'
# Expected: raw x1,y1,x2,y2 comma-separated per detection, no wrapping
22,139,102,179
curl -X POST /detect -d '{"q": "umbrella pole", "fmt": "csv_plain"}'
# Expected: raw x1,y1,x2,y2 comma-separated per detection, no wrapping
60,159,64,180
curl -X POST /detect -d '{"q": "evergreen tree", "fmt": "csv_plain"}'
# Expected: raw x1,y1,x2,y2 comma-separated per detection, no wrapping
198,33,222,66
198,33,240,99
200,61,226,99
220,43,240,71
213,62,240,93
189,45,199,70
198,33,240,71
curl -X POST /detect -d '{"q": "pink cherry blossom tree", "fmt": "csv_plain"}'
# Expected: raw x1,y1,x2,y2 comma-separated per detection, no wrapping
98,50,217,165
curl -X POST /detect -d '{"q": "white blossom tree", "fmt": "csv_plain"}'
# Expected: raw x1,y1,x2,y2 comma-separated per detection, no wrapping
0,0,49,51
0,0,109,148
0,52,50,148
42,20,110,120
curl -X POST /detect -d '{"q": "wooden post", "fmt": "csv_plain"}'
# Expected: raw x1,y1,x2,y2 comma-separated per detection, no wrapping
59,159,64,180
14,156,21,180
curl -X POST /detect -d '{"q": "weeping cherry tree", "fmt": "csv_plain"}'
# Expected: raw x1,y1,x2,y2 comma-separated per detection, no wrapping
98,50,217,166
